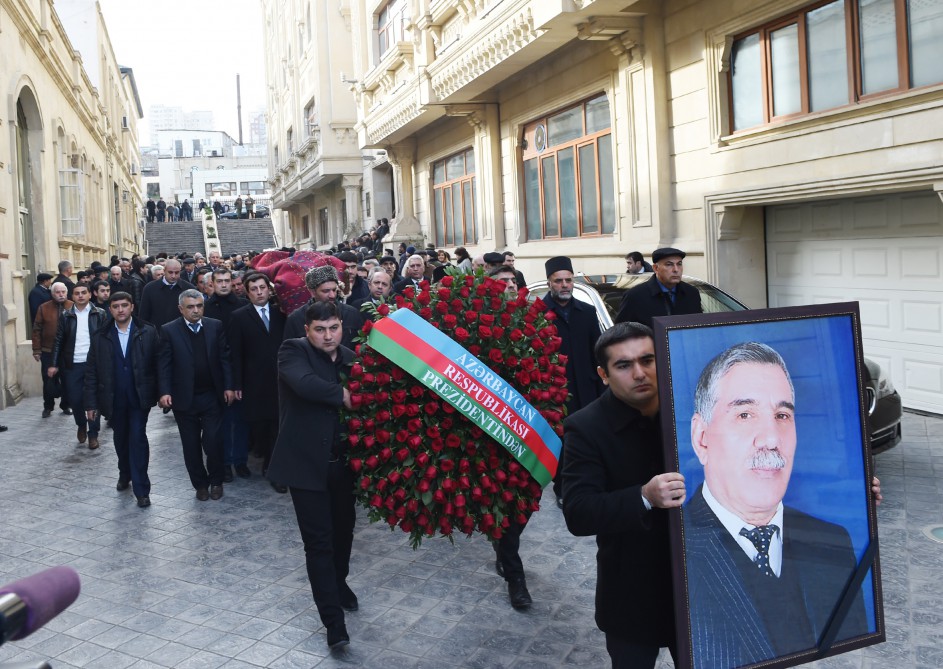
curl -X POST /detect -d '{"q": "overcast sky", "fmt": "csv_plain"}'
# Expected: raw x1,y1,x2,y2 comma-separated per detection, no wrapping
96,0,267,143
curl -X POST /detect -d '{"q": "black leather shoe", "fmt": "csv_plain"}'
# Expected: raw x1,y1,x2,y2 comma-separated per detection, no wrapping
508,577,532,610
495,559,505,578
196,487,210,501
327,623,350,650
0,425,7,432
137,496,151,508
209,484,224,500
235,464,251,478
222,465,234,483
555,496,564,510
116,479,130,491
42,409,53,418
77,427,87,444
338,582,359,612
61,408,73,416
271,481,288,494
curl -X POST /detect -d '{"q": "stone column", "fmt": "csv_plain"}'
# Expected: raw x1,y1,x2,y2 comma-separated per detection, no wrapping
342,175,363,233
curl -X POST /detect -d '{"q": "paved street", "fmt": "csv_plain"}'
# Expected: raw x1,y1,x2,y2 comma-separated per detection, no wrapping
0,398,940,669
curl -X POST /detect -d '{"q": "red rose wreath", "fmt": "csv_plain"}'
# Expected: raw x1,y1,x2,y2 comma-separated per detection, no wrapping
343,270,568,548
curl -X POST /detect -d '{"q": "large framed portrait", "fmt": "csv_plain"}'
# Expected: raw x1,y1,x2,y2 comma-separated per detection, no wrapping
653,302,884,669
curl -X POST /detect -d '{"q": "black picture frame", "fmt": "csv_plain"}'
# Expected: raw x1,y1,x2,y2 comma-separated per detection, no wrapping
653,302,884,669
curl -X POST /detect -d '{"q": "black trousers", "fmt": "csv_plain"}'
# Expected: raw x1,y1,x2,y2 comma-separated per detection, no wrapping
112,402,151,498
605,635,677,669
288,461,355,629
40,352,66,411
62,363,100,436
494,518,528,582
249,419,278,473
172,390,224,489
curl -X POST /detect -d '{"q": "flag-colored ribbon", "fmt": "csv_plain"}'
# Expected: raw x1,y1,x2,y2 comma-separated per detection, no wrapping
368,308,561,487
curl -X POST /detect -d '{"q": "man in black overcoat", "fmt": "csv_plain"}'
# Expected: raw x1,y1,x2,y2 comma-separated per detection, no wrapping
158,289,235,501
84,292,161,507
562,322,687,668
615,247,702,328
267,300,357,650
542,255,604,506
139,259,196,329
229,272,286,489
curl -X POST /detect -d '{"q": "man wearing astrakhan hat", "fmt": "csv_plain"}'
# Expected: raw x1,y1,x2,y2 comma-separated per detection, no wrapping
615,247,703,329
542,256,605,508
282,265,364,350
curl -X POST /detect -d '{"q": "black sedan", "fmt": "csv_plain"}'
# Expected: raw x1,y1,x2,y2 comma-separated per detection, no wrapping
218,205,270,220
527,273,902,453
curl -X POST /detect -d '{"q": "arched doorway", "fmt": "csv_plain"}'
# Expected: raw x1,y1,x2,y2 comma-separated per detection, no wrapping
14,89,44,338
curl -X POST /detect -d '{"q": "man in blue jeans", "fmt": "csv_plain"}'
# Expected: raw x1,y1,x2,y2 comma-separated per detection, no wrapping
49,283,107,448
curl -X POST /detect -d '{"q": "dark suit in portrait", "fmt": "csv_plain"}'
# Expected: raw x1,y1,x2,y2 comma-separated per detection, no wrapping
266,337,355,633
229,302,286,472
158,317,233,491
615,274,703,329
683,486,868,668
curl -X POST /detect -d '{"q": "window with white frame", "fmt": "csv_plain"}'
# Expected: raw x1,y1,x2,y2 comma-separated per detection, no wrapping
522,95,615,240
432,148,477,247
58,143,84,237
376,0,406,63
304,100,316,138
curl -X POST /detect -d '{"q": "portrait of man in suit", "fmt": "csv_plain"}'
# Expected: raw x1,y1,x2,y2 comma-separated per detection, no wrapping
682,341,870,669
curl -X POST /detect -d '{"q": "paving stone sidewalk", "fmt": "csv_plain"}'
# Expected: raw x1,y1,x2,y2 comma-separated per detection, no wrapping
0,398,940,668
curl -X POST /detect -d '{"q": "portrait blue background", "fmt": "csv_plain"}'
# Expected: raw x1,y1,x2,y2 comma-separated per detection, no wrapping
667,314,877,629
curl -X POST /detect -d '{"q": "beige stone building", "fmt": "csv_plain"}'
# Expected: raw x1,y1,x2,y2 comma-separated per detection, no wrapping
0,0,144,407
262,0,368,250
266,0,942,413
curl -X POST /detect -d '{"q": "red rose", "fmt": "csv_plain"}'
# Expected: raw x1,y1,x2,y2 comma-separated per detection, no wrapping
349,458,362,472
365,455,379,469
348,381,361,393
406,404,421,417
478,326,492,339
349,393,363,408
464,311,478,323
416,291,431,306
450,298,464,313
392,404,406,419
433,489,446,504
454,494,466,507
468,345,481,356
395,448,409,462
443,314,458,329
441,276,454,287
389,470,402,484
424,466,438,480
509,329,523,342
424,402,440,415
435,301,449,315
360,476,371,490
441,478,456,493
377,303,390,316
376,429,391,443
454,328,470,342
418,480,430,493
416,453,429,467
350,364,364,378
369,495,383,508
488,349,503,364
492,327,504,339
440,458,454,472
471,298,484,311
362,320,374,333
410,385,423,398
379,448,392,462
376,372,391,385
391,367,405,380
403,287,416,299
478,313,495,326
445,434,461,449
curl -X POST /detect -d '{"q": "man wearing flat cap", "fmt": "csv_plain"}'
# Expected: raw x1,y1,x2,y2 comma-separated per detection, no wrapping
615,247,702,329
283,265,364,350
542,256,605,508
482,252,505,271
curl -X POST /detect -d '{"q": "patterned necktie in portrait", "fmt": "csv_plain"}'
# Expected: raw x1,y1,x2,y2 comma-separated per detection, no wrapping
740,524,779,577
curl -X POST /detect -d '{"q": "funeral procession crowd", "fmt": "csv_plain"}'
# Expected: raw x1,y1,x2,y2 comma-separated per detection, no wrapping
18,226,883,667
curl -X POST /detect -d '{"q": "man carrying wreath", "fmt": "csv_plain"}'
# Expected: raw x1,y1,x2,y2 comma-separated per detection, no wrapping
267,301,358,650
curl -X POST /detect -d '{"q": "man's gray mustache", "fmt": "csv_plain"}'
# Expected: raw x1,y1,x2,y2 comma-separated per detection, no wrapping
749,449,786,470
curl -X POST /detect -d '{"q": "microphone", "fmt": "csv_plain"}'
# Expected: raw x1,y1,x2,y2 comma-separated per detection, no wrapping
0,566,81,645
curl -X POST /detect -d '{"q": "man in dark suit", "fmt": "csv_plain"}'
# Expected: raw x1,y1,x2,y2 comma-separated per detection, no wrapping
84,292,161,508
615,247,702,328
229,272,286,491
283,266,363,350
54,260,76,300
28,273,53,325
158,289,235,501
267,300,356,650
349,267,392,317
683,342,871,667
393,254,425,294
49,283,108,448
139,259,196,329
205,268,249,483
625,251,653,274
542,256,604,507
562,322,687,668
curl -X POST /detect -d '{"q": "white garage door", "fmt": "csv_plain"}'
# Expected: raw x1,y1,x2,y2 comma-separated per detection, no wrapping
766,192,943,415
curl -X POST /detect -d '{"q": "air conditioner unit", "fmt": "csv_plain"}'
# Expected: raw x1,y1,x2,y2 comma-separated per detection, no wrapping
121,116,130,130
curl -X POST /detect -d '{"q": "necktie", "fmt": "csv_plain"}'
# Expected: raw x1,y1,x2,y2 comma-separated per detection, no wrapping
740,525,779,577
189,322,200,334
260,306,270,332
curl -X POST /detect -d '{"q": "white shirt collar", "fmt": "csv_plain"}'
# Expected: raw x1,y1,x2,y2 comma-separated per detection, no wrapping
702,482,785,576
